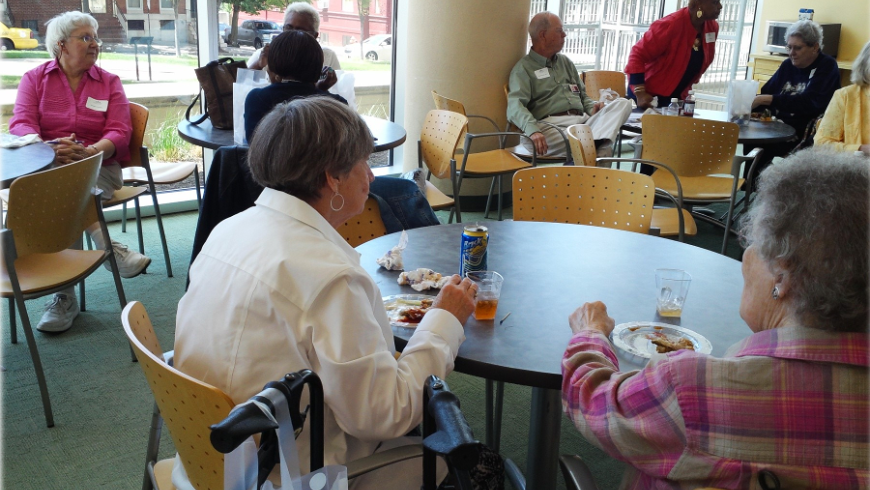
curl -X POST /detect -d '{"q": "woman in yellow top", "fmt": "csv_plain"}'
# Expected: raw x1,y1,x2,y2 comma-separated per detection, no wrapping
816,40,870,155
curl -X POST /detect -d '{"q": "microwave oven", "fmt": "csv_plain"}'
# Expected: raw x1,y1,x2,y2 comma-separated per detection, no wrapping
765,21,841,58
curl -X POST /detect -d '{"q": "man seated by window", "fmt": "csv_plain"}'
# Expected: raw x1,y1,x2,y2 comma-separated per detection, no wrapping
247,2,340,91
508,12,632,158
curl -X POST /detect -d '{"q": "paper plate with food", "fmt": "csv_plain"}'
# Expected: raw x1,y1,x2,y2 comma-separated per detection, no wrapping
383,294,436,328
611,322,712,364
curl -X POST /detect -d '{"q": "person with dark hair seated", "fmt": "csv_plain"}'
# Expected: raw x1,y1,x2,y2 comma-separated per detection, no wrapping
244,30,346,143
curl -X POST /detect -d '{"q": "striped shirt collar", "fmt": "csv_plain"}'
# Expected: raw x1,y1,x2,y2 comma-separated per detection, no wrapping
727,324,869,367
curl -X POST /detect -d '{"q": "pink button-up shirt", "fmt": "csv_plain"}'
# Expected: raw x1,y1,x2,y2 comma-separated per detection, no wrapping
562,325,869,489
10,59,131,164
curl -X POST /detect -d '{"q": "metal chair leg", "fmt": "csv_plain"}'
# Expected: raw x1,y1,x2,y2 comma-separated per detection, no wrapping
8,297,17,344
483,177,497,219
135,197,145,256
13,294,54,427
149,183,173,277
141,401,163,490
122,201,128,233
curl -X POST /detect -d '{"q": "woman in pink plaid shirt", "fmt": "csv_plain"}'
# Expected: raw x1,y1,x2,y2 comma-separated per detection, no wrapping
562,149,868,489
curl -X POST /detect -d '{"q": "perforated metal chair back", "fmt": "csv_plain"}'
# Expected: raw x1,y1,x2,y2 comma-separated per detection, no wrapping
420,110,467,179
566,124,598,167
513,166,655,234
340,197,388,247
583,70,627,98
641,115,739,178
123,301,236,490
5,153,102,257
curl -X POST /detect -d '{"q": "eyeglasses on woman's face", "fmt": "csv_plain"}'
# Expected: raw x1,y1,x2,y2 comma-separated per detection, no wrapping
69,35,103,46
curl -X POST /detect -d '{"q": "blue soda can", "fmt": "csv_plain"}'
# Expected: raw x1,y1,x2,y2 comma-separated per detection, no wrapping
460,225,488,277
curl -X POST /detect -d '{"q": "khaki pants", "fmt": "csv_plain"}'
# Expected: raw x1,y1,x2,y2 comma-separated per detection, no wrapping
522,98,632,157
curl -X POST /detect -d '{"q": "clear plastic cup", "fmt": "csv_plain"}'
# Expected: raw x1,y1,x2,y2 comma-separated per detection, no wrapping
655,269,691,317
465,271,504,321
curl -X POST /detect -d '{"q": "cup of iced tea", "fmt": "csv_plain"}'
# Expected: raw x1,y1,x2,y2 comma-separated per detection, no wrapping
466,271,504,321
655,269,692,317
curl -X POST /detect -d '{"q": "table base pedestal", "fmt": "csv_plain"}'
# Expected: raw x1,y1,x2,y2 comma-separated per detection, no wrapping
526,387,562,490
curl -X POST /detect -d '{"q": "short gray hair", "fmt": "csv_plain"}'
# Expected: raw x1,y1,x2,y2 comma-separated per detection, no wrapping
851,40,870,87
785,19,823,50
45,11,98,59
528,12,553,40
740,149,868,333
284,2,320,32
248,97,372,202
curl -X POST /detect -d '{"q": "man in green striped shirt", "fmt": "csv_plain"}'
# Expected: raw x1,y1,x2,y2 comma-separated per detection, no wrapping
507,12,631,157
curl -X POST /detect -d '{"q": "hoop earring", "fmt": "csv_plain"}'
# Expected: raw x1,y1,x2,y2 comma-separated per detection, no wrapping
772,287,780,300
330,192,345,212
696,9,703,18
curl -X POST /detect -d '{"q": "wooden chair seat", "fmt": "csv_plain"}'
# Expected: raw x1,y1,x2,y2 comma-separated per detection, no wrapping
651,207,698,237
462,149,532,176
152,459,176,490
1,249,106,296
122,161,199,186
425,181,454,210
652,172,743,201
101,185,148,207
505,143,570,164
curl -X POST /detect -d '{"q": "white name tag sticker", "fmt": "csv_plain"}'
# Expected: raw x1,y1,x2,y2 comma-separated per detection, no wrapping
534,68,550,80
86,97,108,112
705,32,716,43
569,84,580,93
809,68,816,79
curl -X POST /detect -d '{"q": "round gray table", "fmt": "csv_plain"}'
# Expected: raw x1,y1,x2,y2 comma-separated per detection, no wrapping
357,221,748,490
621,108,796,145
177,115,407,152
1,143,56,188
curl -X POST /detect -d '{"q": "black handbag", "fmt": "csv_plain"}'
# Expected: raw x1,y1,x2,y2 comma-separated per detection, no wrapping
186,57,247,129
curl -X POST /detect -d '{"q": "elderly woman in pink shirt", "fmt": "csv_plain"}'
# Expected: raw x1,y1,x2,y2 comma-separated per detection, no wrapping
562,149,868,488
9,11,150,334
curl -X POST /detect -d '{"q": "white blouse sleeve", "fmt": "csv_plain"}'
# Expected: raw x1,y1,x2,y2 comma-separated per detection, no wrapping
300,268,464,442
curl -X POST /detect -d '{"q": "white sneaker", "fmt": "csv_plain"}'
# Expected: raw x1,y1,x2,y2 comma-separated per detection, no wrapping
36,293,80,333
103,240,152,278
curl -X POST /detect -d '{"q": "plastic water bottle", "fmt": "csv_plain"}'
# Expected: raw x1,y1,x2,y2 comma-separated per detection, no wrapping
666,98,681,116
683,91,696,117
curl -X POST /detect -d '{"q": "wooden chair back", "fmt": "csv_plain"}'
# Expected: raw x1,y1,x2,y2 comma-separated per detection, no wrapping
420,110,467,179
123,301,235,490
513,166,655,234
431,90,467,115
431,91,470,146
127,102,149,169
582,70,627,98
566,124,598,166
5,153,102,258
641,115,739,178
340,197,388,247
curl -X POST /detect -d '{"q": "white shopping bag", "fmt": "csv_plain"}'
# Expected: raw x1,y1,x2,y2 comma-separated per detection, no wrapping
328,70,356,111
224,397,348,490
726,80,759,125
233,68,270,145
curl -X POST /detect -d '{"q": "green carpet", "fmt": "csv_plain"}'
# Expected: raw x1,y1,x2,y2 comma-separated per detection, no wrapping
1,200,742,490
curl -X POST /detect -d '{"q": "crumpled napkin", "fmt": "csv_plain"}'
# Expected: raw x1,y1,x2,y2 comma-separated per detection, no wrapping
1,133,42,149
398,268,450,292
376,230,408,271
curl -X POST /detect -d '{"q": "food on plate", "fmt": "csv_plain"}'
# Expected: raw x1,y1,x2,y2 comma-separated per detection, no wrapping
384,296,434,325
647,332,695,353
398,268,450,292
751,109,774,122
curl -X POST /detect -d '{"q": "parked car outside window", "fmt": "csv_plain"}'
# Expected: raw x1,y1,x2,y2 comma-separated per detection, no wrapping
235,20,281,49
344,34,391,62
218,23,230,43
1,22,38,51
